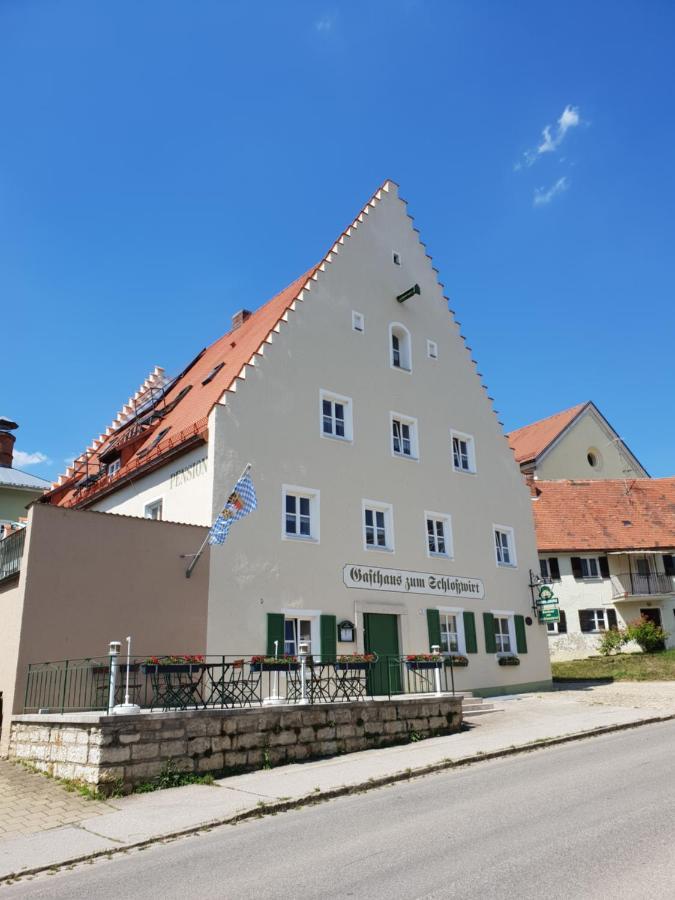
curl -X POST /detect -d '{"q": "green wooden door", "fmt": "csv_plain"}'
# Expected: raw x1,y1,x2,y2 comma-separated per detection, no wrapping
364,613,402,695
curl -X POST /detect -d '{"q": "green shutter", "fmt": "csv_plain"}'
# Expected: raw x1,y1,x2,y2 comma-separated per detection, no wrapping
426,608,441,651
463,611,477,654
515,615,528,654
320,614,337,661
483,612,496,654
266,613,285,656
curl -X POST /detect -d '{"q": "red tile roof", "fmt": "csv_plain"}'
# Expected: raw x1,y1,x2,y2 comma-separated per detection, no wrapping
532,478,675,552
45,181,399,509
507,402,588,465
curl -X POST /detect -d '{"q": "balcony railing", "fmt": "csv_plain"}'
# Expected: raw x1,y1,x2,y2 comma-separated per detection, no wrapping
611,571,675,599
0,527,26,583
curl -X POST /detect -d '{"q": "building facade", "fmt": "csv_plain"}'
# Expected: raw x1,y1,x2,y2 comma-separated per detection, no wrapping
0,419,50,532
42,181,552,694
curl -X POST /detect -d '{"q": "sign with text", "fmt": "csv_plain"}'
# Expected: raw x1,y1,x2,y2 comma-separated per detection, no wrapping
538,607,560,623
343,564,484,600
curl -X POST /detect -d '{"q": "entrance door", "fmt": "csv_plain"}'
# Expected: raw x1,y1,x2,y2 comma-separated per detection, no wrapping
639,608,662,627
363,613,401,695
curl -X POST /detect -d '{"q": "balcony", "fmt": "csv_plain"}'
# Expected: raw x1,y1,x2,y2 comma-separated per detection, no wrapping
611,571,675,599
0,527,26,582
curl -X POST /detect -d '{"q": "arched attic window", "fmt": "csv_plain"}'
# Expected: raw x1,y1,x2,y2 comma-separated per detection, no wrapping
390,323,412,372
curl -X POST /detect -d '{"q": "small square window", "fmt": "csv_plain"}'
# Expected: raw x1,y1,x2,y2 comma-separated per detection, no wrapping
144,499,163,520
580,558,600,579
425,512,453,558
282,486,320,542
494,615,513,653
393,252,401,266
494,526,517,567
320,390,353,442
451,431,476,473
427,340,438,360
107,458,121,477
352,311,364,333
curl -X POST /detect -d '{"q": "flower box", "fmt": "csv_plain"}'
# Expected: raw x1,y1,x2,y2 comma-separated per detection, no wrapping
250,656,299,672
406,660,442,670
142,663,204,675
497,655,520,667
334,654,375,671
334,661,373,671
444,655,469,668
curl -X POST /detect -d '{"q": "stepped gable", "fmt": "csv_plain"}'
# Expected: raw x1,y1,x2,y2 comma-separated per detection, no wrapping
532,477,675,552
507,402,588,465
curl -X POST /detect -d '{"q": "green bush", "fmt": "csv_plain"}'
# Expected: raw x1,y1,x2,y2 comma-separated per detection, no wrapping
626,617,668,653
598,628,627,656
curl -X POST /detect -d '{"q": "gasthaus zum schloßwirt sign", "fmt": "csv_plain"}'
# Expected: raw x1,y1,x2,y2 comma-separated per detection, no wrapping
343,564,484,600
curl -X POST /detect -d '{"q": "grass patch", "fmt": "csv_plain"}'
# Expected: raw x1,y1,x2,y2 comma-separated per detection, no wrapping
552,649,675,682
134,760,215,793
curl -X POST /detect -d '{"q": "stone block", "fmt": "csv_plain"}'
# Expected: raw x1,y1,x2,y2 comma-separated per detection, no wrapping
100,745,131,764
269,730,297,747
160,740,187,757
158,727,186,741
187,737,211,756
297,727,315,743
267,748,287,766
223,750,248,768
384,721,405,735
131,742,160,761
315,726,336,741
300,709,327,726
318,740,338,757
210,735,232,753
185,720,208,737
127,760,166,781
428,716,447,731
336,724,357,739
288,744,310,761
197,752,224,772
223,716,244,735
379,706,396,721
364,722,382,737
343,736,369,753
232,716,260,735
98,765,126,782
245,749,264,767
234,732,264,751
119,732,141,744
332,708,353,724
279,710,303,728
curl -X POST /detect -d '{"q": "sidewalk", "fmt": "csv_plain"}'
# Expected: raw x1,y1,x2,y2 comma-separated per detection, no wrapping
1,683,673,882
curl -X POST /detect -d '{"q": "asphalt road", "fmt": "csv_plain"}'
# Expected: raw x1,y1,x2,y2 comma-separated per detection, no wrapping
6,720,675,899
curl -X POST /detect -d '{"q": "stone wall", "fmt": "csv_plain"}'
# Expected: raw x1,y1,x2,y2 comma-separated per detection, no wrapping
9,696,462,794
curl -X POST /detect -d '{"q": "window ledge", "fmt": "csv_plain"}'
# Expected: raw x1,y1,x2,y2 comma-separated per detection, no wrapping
282,535,319,544
364,546,394,554
320,433,353,445
453,467,477,476
496,562,517,569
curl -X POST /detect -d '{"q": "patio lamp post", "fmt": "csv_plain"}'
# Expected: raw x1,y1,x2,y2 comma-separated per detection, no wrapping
112,635,141,715
297,641,309,705
263,639,283,706
431,644,442,696
107,641,121,714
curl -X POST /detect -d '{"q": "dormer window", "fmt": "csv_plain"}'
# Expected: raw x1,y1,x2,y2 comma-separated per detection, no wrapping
202,362,224,386
107,458,121,477
390,324,411,372
136,427,171,458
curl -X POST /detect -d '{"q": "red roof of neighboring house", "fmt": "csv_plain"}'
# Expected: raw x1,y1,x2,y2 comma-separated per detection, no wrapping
507,403,588,465
45,180,400,509
532,478,675,552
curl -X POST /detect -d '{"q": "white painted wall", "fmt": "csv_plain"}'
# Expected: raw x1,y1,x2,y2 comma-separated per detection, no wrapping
204,185,551,693
91,444,213,526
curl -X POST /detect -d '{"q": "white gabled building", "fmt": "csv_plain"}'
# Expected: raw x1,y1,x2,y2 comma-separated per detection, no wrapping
44,181,551,694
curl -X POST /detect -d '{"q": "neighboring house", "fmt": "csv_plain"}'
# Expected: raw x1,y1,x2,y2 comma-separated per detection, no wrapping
0,419,50,531
532,478,675,658
38,180,551,695
508,401,648,481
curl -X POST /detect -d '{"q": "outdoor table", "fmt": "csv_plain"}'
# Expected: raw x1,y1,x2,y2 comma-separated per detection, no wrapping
202,660,261,708
142,663,207,710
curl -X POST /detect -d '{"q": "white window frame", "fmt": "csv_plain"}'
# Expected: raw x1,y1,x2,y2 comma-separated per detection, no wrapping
281,608,321,656
352,311,364,333
494,525,517,568
427,339,438,360
362,499,395,553
437,606,466,654
389,323,412,373
390,411,419,461
282,485,320,543
107,458,121,477
580,557,601,580
491,609,516,656
319,390,353,443
144,498,163,520
451,430,476,474
424,511,453,559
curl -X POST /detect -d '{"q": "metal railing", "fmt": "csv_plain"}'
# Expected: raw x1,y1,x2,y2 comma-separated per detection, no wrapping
0,528,26,583
611,572,675,598
23,654,458,714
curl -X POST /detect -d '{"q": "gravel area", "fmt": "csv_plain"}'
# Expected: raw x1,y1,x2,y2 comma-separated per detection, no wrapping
541,681,675,712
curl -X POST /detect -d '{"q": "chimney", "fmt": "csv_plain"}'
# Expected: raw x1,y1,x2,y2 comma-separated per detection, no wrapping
0,430,15,468
231,309,253,331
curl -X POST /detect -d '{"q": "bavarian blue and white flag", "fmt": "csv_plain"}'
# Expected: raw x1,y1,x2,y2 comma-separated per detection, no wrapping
207,472,257,545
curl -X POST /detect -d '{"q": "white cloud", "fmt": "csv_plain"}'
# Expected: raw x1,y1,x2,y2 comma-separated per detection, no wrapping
518,105,581,168
533,176,570,207
14,450,51,467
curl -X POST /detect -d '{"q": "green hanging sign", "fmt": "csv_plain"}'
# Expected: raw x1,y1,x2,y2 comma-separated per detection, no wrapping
538,607,560,623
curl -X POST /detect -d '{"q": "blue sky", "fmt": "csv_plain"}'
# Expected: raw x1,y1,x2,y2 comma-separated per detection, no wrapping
2,0,674,479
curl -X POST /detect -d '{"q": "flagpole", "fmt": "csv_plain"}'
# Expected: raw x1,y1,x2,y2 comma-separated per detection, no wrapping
184,462,252,579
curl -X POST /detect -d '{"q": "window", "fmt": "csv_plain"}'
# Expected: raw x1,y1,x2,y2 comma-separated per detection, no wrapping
282,486,320,542
144,499,163,520
586,447,603,470
440,612,463,653
390,323,412,371
352,311,364,333
494,526,517,567
363,501,394,552
427,340,438,360
451,431,476,473
107,458,121,477
494,616,512,653
547,610,567,634
320,391,353,441
539,557,561,581
581,557,600,579
579,609,612,633
425,512,453,558
284,617,313,655
393,251,401,266
391,413,418,459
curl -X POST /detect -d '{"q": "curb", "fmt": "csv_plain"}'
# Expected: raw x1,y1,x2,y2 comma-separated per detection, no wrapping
2,712,673,885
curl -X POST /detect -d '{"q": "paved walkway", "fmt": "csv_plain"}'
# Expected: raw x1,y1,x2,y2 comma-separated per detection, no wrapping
0,761,109,841
0,682,673,881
